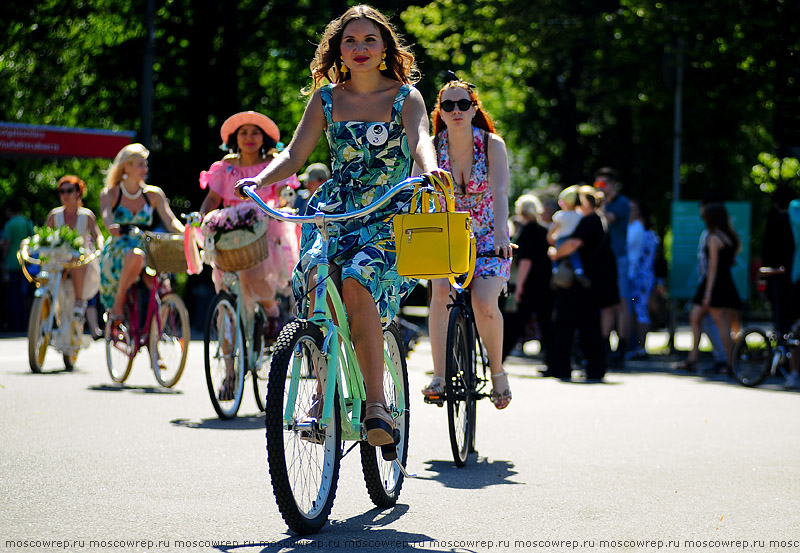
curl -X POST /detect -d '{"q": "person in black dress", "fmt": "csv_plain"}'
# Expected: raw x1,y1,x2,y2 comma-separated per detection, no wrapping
681,202,741,371
502,193,554,363
546,185,619,381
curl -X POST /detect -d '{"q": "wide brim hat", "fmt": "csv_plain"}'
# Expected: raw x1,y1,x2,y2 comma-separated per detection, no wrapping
220,111,280,144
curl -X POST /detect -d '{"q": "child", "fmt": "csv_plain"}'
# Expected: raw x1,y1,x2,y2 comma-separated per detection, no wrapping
548,185,590,288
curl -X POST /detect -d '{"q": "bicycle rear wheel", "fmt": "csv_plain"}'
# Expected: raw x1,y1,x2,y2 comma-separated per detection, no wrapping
446,305,476,467
731,328,773,387
150,292,190,387
361,323,410,507
204,293,245,419
266,320,340,535
28,294,52,373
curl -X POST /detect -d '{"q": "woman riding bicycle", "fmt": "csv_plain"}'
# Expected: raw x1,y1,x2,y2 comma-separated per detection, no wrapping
235,4,445,446
199,111,300,337
422,77,514,410
45,175,104,325
99,143,184,330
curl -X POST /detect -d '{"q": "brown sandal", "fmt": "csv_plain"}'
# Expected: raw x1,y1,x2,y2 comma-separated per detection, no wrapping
364,402,394,446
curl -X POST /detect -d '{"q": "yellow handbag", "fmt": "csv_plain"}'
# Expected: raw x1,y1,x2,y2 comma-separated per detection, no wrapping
393,173,476,287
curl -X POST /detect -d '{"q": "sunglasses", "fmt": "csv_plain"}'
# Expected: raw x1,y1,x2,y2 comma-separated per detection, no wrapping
58,187,78,195
440,99,474,112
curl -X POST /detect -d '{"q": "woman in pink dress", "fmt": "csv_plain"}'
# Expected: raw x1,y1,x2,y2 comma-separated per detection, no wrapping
199,111,300,334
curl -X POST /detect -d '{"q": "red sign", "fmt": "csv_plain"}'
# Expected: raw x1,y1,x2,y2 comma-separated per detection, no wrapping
0,122,136,159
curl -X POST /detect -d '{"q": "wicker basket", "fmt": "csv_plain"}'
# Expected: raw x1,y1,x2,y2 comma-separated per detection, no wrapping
144,232,189,274
213,230,270,272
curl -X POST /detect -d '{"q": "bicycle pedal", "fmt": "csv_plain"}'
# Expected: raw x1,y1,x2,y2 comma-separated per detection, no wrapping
380,443,397,461
423,395,444,407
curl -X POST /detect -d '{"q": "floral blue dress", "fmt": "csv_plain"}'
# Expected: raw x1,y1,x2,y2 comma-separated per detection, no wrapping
99,199,153,309
292,83,417,327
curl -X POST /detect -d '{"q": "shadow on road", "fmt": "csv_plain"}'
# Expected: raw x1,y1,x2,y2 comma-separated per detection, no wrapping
170,414,265,430
87,383,183,395
419,457,520,490
218,504,441,553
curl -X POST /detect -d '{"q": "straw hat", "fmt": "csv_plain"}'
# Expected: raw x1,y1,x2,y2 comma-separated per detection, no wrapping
220,111,280,144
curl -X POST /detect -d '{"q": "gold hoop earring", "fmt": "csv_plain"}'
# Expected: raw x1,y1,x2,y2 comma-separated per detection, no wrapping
340,56,348,74
379,52,387,71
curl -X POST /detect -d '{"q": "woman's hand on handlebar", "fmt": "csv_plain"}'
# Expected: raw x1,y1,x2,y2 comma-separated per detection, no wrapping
108,223,122,237
234,178,261,200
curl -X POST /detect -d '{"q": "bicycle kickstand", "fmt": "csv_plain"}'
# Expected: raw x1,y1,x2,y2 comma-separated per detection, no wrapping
393,458,417,478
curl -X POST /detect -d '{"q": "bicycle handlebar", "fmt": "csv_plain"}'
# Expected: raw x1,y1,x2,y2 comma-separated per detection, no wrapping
243,175,432,225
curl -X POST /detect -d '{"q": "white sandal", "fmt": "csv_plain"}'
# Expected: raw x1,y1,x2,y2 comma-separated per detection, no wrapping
490,371,512,410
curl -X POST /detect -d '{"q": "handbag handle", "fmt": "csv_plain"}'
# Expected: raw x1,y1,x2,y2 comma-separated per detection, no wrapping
449,232,476,290
409,172,456,214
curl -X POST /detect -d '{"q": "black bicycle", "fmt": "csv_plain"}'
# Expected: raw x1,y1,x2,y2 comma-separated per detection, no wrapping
424,252,506,467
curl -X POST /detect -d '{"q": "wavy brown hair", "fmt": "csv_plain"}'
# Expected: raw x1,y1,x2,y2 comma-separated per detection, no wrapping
57,175,87,198
432,81,497,137
305,4,419,94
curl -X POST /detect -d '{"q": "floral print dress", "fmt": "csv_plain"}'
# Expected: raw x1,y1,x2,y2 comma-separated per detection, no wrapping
436,127,511,281
99,199,153,309
292,83,416,327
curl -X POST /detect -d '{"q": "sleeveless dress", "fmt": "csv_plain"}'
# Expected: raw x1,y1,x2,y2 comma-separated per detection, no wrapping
99,191,154,309
435,127,511,281
692,235,741,309
292,83,417,327
199,157,300,292
52,206,101,299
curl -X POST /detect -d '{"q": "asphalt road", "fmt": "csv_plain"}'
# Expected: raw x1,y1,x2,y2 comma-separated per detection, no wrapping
0,334,798,553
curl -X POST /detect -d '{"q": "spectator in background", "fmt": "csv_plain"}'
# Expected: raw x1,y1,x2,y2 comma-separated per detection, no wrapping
547,185,589,287
546,185,618,381
785,198,800,389
681,202,741,373
295,162,330,216
593,167,631,366
626,198,660,359
502,193,553,364
1,199,34,332
762,184,795,337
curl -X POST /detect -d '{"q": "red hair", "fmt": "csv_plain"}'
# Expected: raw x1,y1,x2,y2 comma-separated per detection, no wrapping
57,175,86,197
432,81,497,137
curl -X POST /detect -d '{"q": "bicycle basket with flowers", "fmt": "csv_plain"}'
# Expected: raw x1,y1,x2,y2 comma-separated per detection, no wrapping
201,202,270,272
28,225,87,264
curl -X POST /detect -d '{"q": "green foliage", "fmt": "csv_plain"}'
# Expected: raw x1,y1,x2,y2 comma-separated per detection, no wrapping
750,153,800,194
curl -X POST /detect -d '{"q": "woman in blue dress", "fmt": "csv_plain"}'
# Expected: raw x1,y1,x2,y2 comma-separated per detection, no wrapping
235,5,444,446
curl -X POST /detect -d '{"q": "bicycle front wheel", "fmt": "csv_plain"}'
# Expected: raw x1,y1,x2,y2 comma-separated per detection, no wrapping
150,292,190,387
266,320,341,535
731,328,773,387
446,305,476,467
105,314,134,383
28,295,52,373
361,323,410,507
251,304,272,412
205,292,245,419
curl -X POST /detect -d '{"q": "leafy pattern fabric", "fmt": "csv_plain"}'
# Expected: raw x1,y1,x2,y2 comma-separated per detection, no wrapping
292,83,417,327
99,201,153,309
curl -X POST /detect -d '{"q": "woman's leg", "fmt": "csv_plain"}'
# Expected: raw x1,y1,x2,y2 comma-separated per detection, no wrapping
111,250,145,316
708,307,733,365
341,277,394,444
427,278,451,382
70,265,86,302
687,304,706,362
471,277,511,407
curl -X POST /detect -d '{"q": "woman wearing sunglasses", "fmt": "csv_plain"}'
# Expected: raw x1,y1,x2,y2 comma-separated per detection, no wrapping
422,78,514,409
44,175,104,323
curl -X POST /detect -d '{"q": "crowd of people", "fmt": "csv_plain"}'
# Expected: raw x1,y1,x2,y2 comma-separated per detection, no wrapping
2,3,799,402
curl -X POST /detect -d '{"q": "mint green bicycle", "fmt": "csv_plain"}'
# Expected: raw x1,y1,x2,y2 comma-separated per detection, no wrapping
244,176,429,535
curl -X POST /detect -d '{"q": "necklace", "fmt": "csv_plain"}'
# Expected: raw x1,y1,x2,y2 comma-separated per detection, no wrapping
120,183,143,200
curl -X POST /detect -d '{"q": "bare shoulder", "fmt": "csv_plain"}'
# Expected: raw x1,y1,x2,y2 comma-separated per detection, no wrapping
143,185,167,200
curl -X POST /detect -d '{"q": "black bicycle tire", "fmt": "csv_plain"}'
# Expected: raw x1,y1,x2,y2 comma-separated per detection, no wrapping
266,320,341,535
446,304,476,467
204,292,245,419
360,323,410,507
252,304,270,412
731,327,773,387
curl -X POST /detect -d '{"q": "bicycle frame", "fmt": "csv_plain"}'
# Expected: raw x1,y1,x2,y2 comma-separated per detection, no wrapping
448,287,491,398
245,178,426,441
121,276,167,359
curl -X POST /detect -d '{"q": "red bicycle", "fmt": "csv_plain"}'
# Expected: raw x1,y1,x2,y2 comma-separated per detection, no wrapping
105,228,190,387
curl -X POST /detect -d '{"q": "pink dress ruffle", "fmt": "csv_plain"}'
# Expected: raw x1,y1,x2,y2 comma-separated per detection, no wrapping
200,158,300,294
